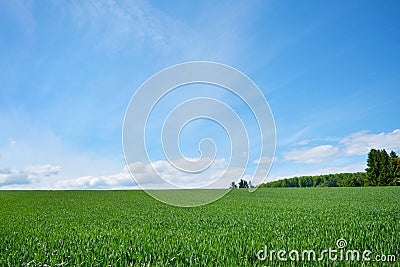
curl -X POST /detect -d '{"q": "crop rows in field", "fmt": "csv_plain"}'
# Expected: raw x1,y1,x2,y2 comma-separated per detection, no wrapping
0,187,399,266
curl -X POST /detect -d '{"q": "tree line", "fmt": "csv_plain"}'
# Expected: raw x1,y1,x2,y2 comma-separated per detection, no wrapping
257,149,400,188
365,149,400,186
230,179,255,189
258,172,366,188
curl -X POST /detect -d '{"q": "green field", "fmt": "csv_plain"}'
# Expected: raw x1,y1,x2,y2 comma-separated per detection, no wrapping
1,188,399,266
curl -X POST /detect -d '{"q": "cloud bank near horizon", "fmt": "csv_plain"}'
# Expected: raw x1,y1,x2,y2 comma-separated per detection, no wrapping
1,129,399,189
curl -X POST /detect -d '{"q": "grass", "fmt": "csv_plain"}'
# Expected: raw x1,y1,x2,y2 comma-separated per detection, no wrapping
0,187,399,266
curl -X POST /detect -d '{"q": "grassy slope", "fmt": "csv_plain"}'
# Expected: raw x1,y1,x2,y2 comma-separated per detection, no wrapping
0,188,399,266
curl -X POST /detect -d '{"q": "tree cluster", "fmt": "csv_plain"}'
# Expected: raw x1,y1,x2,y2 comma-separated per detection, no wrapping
230,179,254,189
365,149,400,186
257,149,400,188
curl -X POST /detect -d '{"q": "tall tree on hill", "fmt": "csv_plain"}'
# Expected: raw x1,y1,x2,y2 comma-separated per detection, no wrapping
395,157,400,185
378,149,390,185
365,149,381,186
388,151,400,185
366,149,396,186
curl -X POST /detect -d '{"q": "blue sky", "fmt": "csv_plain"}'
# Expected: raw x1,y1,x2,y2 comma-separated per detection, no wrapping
0,0,399,189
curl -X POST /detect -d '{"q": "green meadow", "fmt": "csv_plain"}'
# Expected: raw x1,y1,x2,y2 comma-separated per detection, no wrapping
1,187,399,266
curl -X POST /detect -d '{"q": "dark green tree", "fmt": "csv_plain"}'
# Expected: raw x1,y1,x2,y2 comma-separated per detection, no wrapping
323,174,338,187
365,149,380,186
313,176,323,187
230,181,237,189
280,179,287,187
338,173,365,187
388,151,399,185
396,157,400,181
283,177,299,187
394,157,400,185
299,176,313,187
238,179,249,188
377,149,390,185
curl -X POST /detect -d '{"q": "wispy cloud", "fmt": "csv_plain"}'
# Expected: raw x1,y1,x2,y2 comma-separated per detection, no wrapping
281,126,311,146
280,129,400,164
0,164,61,187
283,144,339,163
25,164,61,176
340,129,400,155
68,0,168,52
293,139,312,146
64,0,258,63
252,156,278,164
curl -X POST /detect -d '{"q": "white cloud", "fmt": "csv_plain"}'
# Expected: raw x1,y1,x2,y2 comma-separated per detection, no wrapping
281,126,311,146
283,145,339,163
59,172,134,189
0,164,61,187
310,162,367,175
0,169,31,186
60,157,244,189
281,129,400,164
340,129,400,155
25,164,62,176
294,139,311,146
130,158,229,189
252,156,278,164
